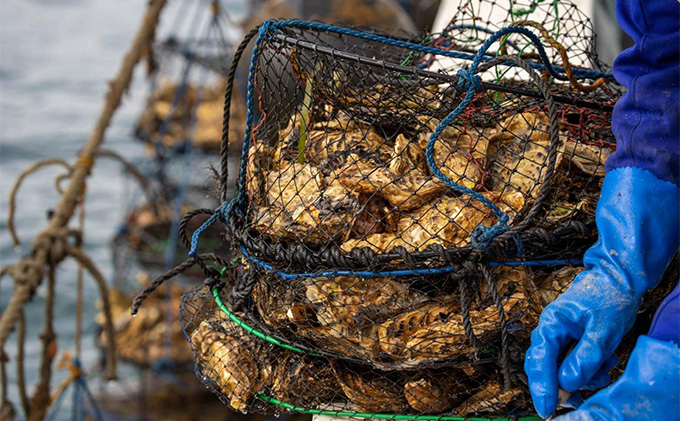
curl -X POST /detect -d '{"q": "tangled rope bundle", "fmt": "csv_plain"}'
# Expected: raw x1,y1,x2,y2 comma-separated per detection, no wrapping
0,1,168,419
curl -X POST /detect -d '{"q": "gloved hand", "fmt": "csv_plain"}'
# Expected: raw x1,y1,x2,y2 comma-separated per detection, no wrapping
524,167,680,418
552,336,680,421
553,284,680,420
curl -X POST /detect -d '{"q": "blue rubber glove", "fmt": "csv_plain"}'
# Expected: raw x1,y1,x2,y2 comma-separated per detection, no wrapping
524,167,680,418
553,335,680,421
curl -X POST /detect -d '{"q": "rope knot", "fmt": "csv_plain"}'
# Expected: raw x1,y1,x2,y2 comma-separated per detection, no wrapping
470,214,510,249
456,69,482,93
34,228,70,264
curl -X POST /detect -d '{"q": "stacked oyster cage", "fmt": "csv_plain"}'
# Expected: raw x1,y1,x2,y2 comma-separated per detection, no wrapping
178,1,624,419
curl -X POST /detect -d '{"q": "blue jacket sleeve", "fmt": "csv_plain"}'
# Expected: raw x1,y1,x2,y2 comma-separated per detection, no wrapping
605,0,680,186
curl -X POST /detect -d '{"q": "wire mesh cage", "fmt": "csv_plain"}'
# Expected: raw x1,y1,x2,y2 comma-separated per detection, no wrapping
134,1,245,154
148,1,639,419
179,254,679,420
180,259,590,418
209,4,620,274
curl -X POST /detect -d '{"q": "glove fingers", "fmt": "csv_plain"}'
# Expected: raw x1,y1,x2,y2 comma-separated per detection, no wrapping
581,354,619,390
558,324,620,392
525,312,580,418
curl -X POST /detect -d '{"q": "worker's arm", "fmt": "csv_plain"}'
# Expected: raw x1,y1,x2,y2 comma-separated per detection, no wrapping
524,0,680,418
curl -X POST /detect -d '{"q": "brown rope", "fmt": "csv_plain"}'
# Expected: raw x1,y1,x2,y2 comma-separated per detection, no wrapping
513,20,607,93
28,262,57,421
17,309,29,418
67,247,117,380
7,159,73,248
75,194,85,360
0,0,168,350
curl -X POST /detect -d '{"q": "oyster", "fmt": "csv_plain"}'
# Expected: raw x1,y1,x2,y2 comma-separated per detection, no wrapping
404,371,471,413
334,153,446,211
305,277,427,327
489,112,560,199
524,266,584,322
332,362,408,412
377,300,460,360
403,293,528,364
395,190,526,250
340,233,408,253
457,381,525,416
277,112,391,168
252,279,314,329
389,134,427,175
269,354,339,405
97,282,191,366
418,127,490,190
266,162,323,212
254,164,361,244
246,141,274,206
348,194,399,239
563,141,611,178
190,318,269,411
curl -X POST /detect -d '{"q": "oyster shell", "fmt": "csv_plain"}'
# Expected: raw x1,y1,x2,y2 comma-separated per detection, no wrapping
418,127,490,190
395,190,526,250
269,354,339,405
305,277,427,327
404,371,471,413
252,279,314,329
332,362,408,412
190,318,269,411
489,112,560,199
377,300,460,359
457,381,525,416
335,153,446,211
563,141,611,178
254,165,361,244
402,293,528,364
389,134,427,175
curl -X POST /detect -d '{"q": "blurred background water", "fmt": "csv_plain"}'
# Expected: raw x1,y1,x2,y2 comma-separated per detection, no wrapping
0,0,245,418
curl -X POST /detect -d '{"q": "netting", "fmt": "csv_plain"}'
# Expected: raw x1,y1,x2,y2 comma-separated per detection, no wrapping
205,11,620,274
134,3,245,154
178,255,678,419
133,1,638,418
180,260,577,417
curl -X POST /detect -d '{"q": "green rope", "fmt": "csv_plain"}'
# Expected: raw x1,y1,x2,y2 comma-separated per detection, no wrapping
212,288,322,357
256,394,541,421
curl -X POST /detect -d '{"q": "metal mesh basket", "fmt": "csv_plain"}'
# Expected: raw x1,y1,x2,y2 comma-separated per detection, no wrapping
149,2,638,419
180,259,585,418
205,6,620,274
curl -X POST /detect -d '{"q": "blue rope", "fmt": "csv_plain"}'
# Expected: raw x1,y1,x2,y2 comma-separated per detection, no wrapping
188,199,234,257
241,246,582,279
422,25,575,247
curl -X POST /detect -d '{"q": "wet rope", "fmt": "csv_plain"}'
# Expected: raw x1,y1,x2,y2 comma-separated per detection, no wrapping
480,263,513,391
219,25,262,202
0,0,168,351
131,252,231,316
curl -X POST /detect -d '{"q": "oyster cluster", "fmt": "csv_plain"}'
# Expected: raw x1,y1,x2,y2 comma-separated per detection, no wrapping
190,274,556,416
135,78,245,152
190,78,613,416
250,265,571,369
246,98,611,253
